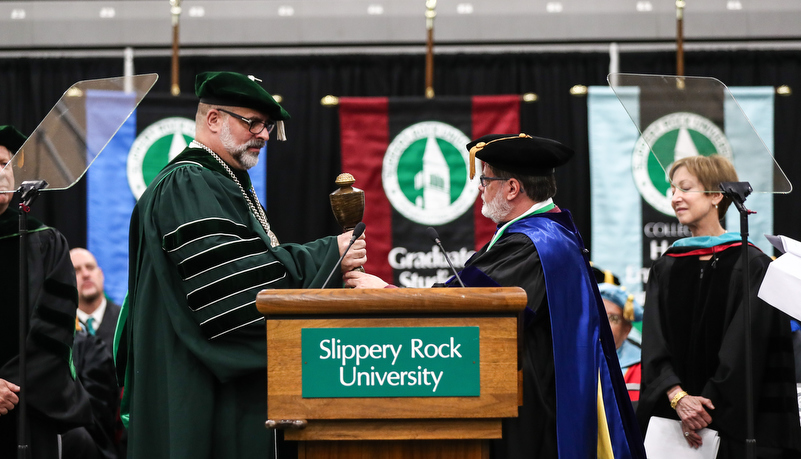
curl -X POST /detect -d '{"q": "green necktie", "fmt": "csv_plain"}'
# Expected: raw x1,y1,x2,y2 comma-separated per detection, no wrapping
86,317,96,336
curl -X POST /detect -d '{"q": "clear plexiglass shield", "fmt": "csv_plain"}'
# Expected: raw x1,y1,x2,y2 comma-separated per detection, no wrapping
1,73,158,192
607,73,791,195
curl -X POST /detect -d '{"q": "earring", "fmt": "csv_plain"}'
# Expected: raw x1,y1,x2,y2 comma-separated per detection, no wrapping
715,204,719,209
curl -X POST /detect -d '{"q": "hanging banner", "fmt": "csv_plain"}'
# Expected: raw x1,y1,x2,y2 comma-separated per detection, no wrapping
588,86,775,293
339,96,520,287
86,92,138,306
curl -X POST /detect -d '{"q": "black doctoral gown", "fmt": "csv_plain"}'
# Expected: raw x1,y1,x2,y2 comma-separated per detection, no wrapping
638,240,801,458
466,232,557,458
440,209,645,459
0,207,92,459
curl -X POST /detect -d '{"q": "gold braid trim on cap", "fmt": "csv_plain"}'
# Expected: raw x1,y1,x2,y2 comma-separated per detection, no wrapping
468,133,531,179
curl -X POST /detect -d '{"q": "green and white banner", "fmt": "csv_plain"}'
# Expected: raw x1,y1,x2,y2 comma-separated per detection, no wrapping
588,86,775,293
339,96,518,287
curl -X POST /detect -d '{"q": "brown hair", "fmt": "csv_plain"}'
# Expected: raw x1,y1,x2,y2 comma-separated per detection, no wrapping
489,165,557,202
669,155,738,219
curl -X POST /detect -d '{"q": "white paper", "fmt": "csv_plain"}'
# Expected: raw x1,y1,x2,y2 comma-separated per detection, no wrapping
766,234,801,257
644,416,720,459
780,236,801,257
759,237,801,321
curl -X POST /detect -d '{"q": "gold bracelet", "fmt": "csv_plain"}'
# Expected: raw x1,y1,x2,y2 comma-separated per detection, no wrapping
670,390,688,410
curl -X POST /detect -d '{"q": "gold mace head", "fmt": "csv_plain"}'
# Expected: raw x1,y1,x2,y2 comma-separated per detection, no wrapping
334,173,355,187
330,173,365,231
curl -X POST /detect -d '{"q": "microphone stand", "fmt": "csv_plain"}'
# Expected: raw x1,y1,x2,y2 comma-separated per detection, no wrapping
322,222,365,289
426,227,465,287
720,181,756,459
16,179,48,459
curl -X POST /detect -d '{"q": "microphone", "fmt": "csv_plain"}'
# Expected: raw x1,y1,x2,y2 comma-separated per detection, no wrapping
322,222,366,289
426,227,465,288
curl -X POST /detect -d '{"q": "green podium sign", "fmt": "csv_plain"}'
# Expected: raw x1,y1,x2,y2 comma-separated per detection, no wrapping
301,326,480,398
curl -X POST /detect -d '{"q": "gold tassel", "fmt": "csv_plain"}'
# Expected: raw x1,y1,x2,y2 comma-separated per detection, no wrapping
468,143,485,179
468,133,531,179
623,295,635,322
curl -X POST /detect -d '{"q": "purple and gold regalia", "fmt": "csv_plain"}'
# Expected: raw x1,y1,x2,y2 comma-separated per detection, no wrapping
444,209,645,459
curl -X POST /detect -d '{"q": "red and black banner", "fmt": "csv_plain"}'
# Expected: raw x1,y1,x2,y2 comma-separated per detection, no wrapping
339,96,519,286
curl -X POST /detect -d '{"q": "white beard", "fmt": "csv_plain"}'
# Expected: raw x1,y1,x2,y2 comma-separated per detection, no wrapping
220,122,263,170
481,188,513,224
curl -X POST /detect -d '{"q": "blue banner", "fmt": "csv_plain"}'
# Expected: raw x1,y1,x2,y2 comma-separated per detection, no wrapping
86,93,137,305
588,87,643,292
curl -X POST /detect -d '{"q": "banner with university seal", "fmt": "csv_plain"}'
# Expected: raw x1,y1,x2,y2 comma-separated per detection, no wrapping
588,86,775,294
339,96,520,287
87,96,267,304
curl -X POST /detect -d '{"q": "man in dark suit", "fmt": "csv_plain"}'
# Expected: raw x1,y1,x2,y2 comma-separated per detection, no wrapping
70,248,121,352
66,248,122,459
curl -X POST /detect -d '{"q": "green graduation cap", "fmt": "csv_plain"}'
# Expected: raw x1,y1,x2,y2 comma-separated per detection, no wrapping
195,71,290,140
0,125,27,154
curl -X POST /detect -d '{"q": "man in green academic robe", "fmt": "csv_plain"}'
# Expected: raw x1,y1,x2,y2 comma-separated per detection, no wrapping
117,72,367,459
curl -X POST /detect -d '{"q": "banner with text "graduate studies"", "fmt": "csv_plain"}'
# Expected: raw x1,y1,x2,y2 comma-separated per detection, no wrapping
339,96,520,287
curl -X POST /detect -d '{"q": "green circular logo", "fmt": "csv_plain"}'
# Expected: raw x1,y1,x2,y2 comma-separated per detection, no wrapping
127,117,195,200
632,112,732,216
382,122,477,225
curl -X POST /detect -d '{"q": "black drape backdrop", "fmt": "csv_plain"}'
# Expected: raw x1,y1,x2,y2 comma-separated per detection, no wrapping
1,49,799,257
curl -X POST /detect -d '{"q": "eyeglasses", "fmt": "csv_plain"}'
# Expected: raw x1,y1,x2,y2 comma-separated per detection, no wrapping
607,314,623,325
217,108,275,135
479,175,508,187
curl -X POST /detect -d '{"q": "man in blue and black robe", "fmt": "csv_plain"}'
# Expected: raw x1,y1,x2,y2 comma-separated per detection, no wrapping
454,134,644,458
344,133,646,458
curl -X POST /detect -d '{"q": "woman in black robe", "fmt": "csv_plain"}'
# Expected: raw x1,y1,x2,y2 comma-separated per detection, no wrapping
638,155,801,458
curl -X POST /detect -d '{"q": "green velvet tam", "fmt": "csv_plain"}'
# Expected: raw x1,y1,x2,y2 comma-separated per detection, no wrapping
0,125,27,153
195,71,290,121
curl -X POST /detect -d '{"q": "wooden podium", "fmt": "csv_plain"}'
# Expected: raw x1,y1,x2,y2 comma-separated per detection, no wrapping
256,287,527,459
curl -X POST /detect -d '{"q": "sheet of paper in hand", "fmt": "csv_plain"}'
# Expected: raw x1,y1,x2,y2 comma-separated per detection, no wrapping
644,416,720,459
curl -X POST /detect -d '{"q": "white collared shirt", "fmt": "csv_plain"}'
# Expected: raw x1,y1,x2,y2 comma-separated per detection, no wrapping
77,297,108,329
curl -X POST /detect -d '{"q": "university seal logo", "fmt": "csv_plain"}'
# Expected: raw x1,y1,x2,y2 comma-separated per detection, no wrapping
382,122,477,225
127,117,196,200
632,112,733,216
